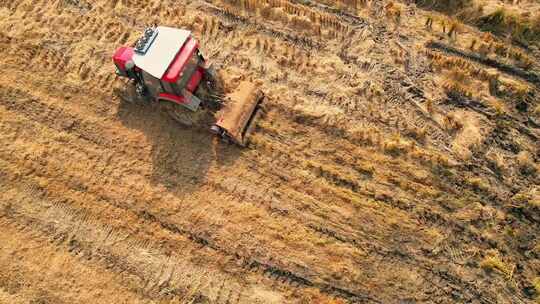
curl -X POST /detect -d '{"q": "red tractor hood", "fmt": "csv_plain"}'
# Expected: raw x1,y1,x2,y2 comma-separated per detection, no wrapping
113,46,134,70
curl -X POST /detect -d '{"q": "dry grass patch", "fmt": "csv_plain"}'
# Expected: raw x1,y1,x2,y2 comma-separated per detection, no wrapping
533,277,540,303
449,110,486,161
382,134,414,156
418,0,540,45
385,1,403,25
516,151,538,176
441,70,475,98
512,186,540,209
454,201,502,223
465,177,490,192
487,98,507,116
415,0,474,14
477,7,540,45
499,79,532,104
535,104,540,116
480,250,515,279
442,112,463,133
485,148,507,173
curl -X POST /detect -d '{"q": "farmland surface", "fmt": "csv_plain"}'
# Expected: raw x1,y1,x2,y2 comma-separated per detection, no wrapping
0,0,539,303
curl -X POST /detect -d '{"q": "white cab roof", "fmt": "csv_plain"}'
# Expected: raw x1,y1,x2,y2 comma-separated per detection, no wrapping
133,26,191,79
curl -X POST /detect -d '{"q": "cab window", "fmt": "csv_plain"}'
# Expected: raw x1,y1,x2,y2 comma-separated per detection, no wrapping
175,52,200,91
161,80,174,94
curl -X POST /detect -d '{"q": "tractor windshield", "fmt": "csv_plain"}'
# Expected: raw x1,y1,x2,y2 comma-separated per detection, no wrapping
176,52,199,91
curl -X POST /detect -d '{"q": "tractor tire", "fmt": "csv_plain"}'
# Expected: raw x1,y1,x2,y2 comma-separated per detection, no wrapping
161,101,210,128
114,84,137,103
115,82,148,103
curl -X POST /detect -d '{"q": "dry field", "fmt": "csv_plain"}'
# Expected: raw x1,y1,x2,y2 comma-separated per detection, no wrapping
0,0,540,303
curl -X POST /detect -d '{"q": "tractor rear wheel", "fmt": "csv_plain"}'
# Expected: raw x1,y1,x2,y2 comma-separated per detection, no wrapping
160,101,210,127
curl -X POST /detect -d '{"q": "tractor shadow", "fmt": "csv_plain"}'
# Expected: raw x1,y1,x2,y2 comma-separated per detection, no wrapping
116,99,242,198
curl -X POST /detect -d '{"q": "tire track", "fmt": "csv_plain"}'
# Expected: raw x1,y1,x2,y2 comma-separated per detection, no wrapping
427,41,540,87
0,171,281,304
0,214,152,304
0,99,498,303
0,106,384,302
1,70,498,302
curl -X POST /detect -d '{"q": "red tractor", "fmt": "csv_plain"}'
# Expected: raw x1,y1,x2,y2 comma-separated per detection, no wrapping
113,26,262,146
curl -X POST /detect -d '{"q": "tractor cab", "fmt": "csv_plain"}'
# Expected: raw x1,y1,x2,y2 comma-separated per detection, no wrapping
113,26,207,111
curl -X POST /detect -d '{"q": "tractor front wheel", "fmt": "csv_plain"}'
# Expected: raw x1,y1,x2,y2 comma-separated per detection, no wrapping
114,82,149,103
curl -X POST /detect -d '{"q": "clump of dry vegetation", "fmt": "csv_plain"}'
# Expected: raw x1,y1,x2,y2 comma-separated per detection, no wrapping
485,148,507,173
416,0,540,45
477,7,540,45
441,69,474,98
480,250,515,279
442,112,463,133
512,186,540,209
533,277,540,303
466,176,490,192
415,0,473,14
220,0,352,40
382,133,413,156
469,34,535,68
499,80,532,105
426,48,536,119
446,18,463,39
315,0,366,12
426,50,500,84
535,104,540,116
516,151,538,176
385,1,403,24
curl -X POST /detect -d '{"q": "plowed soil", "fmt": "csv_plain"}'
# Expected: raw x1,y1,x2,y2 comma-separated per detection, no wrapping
0,0,539,303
